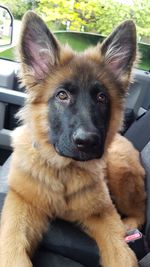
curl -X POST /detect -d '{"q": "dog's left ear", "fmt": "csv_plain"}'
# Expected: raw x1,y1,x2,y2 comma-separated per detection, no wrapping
100,20,137,82
19,11,60,81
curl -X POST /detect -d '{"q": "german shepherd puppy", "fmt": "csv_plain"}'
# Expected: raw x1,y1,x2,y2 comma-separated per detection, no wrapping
0,11,146,267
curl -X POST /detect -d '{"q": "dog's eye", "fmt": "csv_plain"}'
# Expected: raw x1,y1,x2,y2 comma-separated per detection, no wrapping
97,92,107,104
56,91,69,101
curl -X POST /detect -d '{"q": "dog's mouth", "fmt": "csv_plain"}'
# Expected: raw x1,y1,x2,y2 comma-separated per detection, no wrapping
54,143,104,161
72,152,103,161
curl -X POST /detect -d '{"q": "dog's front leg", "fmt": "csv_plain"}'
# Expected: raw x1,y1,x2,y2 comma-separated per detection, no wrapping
83,206,138,267
0,190,48,267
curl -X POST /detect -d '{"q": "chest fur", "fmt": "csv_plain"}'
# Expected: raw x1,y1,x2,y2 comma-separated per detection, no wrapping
48,164,109,221
9,150,109,222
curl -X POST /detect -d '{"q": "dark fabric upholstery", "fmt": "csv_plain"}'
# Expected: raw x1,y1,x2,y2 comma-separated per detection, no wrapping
141,142,150,247
33,250,85,267
0,193,5,211
125,110,150,152
39,219,99,267
0,155,11,193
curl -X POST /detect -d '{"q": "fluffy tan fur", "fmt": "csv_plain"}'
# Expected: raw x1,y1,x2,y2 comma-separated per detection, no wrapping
0,12,146,267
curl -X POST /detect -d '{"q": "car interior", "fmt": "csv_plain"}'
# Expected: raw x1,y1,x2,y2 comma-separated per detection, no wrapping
0,5,150,267
0,57,150,267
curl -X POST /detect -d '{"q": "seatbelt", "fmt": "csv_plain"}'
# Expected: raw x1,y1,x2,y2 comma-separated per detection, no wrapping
139,253,150,267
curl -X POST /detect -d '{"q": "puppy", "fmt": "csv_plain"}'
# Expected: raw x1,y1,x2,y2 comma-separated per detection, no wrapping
0,11,146,267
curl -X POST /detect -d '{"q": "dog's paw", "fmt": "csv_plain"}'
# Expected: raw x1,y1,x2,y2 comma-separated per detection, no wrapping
119,246,138,267
101,244,138,267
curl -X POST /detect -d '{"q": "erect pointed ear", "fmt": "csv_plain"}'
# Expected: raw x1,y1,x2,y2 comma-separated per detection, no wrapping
100,20,137,82
19,11,60,81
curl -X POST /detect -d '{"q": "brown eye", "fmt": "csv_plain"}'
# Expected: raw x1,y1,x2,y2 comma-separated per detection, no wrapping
57,91,69,101
97,92,107,104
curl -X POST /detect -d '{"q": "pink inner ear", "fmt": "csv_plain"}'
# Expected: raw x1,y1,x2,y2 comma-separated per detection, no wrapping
105,45,130,76
28,40,51,80
107,57,125,75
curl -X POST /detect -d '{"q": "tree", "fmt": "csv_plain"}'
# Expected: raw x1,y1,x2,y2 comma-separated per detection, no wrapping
132,0,150,41
36,0,150,42
36,0,97,31
2,0,37,19
2,0,150,42
93,0,150,41
91,0,131,34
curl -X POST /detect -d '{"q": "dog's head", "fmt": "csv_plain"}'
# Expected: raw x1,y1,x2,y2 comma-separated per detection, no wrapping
18,12,136,163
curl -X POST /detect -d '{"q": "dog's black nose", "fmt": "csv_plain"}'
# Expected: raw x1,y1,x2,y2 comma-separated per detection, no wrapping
72,128,100,152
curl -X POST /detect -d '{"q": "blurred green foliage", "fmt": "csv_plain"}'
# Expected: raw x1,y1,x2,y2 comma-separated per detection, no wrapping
36,0,150,43
1,0,150,42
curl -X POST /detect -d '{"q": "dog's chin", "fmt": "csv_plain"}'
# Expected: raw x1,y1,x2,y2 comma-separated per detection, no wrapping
72,153,103,161
54,144,103,162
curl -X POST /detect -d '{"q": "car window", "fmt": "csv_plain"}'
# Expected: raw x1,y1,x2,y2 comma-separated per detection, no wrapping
0,0,150,71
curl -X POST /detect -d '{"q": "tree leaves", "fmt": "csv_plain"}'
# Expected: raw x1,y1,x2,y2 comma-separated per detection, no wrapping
2,0,150,42
36,0,150,42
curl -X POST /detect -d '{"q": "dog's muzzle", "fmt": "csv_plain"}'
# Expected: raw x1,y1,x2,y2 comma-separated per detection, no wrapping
72,128,100,153
54,127,105,161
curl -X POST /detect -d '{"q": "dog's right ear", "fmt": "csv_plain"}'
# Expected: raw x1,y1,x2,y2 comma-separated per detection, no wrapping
19,11,60,81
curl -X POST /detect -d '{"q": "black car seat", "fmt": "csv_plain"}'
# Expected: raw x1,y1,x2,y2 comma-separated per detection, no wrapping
0,110,150,267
